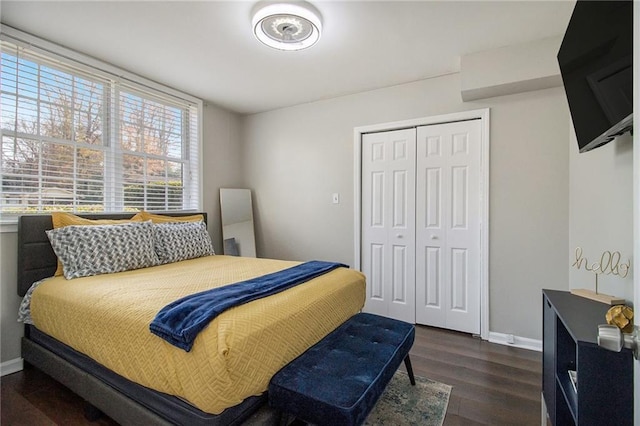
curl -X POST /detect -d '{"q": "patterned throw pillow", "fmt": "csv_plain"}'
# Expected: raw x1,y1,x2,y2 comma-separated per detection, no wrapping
51,211,144,276
153,221,215,264
46,221,159,280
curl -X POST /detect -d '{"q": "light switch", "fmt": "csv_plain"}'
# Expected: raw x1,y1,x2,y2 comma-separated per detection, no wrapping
332,193,340,204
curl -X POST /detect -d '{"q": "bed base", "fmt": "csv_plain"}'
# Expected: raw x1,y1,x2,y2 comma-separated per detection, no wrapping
23,326,266,425
22,338,172,426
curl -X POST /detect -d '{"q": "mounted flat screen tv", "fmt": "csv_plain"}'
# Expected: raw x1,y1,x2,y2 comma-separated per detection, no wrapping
557,0,633,153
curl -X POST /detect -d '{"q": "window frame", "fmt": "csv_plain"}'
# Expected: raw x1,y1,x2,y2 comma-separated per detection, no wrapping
0,26,204,229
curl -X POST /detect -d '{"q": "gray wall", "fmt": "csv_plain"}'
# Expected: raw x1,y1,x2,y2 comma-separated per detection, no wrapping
201,103,244,255
568,127,634,302
241,72,570,341
0,103,243,365
0,232,21,363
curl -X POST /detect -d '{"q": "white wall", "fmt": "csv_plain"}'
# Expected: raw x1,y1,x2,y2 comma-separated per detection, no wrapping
241,72,570,341
0,102,243,367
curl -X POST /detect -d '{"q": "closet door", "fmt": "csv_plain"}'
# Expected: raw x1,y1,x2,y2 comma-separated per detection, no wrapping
415,120,481,334
361,128,416,323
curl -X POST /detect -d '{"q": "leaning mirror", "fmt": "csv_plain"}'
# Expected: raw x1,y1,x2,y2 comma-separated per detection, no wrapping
220,188,257,257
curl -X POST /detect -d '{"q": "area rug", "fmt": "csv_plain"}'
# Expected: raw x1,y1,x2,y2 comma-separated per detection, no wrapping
244,371,452,426
364,371,451,426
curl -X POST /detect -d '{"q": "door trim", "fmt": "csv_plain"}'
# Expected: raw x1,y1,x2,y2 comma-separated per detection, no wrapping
633,1,639,415
354,108,490,340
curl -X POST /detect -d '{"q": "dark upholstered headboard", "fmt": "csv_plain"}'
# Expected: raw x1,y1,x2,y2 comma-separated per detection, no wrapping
17,212,207,297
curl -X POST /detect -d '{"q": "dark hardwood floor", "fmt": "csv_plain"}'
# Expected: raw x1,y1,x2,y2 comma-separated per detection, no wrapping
412,326,542,425
1,325,542,425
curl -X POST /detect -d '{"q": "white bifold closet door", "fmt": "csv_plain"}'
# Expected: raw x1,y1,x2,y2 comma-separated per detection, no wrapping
361,120,481,334
361,128,416,323
415,120,481,334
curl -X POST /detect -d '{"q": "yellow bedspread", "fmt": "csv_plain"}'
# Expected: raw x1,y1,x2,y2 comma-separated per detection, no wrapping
30,255,365,414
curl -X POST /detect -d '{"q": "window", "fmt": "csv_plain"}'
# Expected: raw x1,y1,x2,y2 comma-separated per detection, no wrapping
0,30,201,221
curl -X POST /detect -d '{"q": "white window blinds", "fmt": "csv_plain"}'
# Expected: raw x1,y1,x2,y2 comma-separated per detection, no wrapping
0,32,201,219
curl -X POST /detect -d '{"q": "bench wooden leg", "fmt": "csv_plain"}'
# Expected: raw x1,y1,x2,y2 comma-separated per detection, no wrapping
404,355,416,386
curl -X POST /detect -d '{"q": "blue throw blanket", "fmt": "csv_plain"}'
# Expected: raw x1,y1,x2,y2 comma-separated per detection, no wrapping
149,260,347,351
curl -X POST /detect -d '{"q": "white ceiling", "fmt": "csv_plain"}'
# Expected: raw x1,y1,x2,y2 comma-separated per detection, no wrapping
1,1,575,115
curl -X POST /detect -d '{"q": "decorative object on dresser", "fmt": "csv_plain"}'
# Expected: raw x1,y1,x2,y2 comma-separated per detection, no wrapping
542,290,633,426
605,305,634,333
570,247,630,304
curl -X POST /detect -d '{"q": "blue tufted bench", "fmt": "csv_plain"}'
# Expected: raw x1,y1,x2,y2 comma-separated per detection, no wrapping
268,312,415,426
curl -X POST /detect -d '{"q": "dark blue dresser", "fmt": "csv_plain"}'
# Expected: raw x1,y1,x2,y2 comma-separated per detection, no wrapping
542,289,633,425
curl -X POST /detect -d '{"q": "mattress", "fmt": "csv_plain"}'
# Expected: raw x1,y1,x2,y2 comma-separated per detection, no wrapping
29,255,366,414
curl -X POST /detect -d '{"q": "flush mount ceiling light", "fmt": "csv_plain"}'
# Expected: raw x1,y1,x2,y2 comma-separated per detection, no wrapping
252,2,322,51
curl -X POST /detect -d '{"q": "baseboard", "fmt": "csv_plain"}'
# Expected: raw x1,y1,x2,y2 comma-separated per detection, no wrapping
1,358,24,376
488,331,542,352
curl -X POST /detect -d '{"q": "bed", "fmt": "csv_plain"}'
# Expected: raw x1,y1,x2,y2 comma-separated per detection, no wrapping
17,212,366,425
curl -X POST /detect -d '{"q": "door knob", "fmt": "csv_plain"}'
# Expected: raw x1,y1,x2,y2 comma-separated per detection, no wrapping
598,324,639,359
430,235,438,240
396,234,403,239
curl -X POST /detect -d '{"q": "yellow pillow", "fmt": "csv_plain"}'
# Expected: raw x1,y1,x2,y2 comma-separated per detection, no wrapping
138,211,204,223
51,212,144,276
